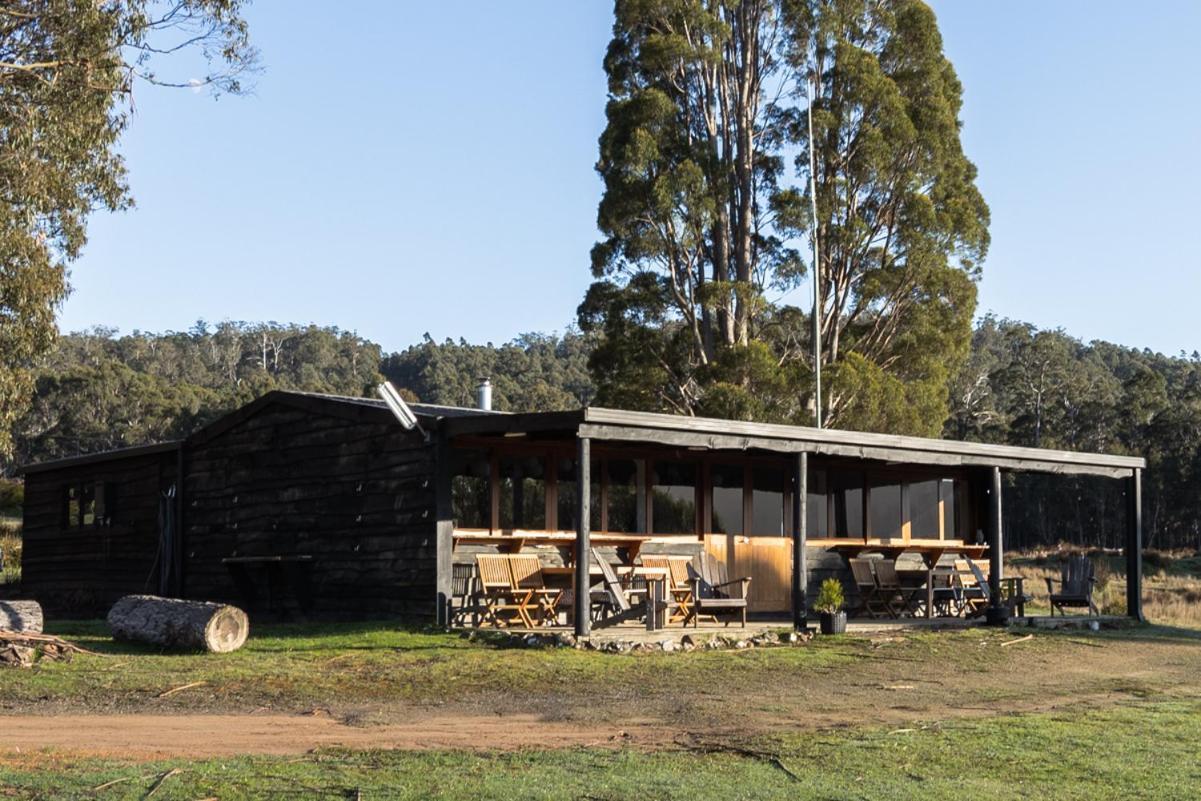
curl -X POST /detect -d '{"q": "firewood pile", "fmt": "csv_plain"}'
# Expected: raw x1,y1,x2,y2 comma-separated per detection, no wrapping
0,630,92,668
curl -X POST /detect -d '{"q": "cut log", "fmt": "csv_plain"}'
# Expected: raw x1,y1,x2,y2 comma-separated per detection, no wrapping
0,601,43,634
107,595,249,653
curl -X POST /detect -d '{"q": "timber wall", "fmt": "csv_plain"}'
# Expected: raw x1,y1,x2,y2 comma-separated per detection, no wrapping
183,403,436,619
19,451,177,615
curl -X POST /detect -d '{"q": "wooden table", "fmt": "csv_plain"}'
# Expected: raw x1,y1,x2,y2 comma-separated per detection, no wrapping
540,565,670,627
453,532,650,562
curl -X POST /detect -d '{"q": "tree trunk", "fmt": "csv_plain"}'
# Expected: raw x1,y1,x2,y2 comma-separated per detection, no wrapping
0,601,43,633
107,595,248,653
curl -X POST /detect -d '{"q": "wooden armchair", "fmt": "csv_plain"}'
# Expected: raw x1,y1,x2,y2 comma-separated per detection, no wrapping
1046,555,1099,616
686,553,750,627
590,547,647,625
965,558,1030,618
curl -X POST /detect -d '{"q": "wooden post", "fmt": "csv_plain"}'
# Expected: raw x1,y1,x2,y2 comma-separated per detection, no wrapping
988,466,1003,607
174,442,186,598
574,436,591,638
792,452,809,630
1126,467,1144,622
434,428,454,627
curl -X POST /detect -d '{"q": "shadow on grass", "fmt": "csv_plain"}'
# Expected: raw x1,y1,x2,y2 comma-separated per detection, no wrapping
42,619,466,657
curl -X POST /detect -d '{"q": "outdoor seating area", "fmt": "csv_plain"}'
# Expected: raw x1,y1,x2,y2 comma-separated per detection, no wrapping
453,548,751,631
847,554,1030,620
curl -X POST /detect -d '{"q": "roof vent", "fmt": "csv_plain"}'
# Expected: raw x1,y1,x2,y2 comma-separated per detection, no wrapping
476,378,492,411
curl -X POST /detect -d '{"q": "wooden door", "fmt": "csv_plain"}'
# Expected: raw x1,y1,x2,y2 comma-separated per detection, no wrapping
704,535,793,614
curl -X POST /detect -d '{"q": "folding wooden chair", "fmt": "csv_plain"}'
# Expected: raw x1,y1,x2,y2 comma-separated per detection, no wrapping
641,555,694,624
508,554,564,627
849,558,889,618
874,560,923,618
475,554,526,627
450,562,480,626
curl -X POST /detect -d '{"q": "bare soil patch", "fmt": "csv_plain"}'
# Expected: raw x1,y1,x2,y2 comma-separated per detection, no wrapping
2,628,1198,760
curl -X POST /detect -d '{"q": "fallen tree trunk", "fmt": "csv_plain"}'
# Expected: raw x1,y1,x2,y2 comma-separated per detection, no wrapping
107,595,249,653
0,600,43,633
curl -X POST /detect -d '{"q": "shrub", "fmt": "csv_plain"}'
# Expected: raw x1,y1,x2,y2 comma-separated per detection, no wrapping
815,578,845,615
0,479,22,518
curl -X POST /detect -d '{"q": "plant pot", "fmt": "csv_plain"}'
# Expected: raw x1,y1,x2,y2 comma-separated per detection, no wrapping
819,611,847,635
985,606,1011,627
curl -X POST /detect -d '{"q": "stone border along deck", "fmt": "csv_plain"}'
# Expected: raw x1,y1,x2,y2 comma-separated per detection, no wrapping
458,614,1137,653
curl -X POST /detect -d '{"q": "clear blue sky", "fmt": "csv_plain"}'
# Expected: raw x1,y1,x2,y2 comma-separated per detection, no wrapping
63,1,1201,356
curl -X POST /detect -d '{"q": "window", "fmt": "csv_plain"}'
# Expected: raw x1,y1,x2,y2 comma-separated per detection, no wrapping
450,449,491,529
555,457,601,532
65,485,80,528
869,478,903,539
831,471,864,537
605,459,642,533
711,464,744,535
751,465,787,536
499,455,547,530
63,481,110,529
807,469,828,538
909,479,941,539
652,461,697,534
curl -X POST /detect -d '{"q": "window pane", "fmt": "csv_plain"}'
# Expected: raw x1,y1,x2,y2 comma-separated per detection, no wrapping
869,478,902,539
751,465,787,536
652,461,696,535
807,470,828,538
831,471,863,537
942,479,957,539
711,464,744,535
606,459,641,533
499,455,547,530
66,485,80,528
450,448,490,528
555,457,601,532
81,483,96,527
909,479,941,539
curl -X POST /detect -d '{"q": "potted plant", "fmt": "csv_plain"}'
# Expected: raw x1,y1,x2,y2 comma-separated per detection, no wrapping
816,578,847,635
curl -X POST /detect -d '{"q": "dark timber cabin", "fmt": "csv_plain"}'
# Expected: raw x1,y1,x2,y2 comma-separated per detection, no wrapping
18,389,1148,629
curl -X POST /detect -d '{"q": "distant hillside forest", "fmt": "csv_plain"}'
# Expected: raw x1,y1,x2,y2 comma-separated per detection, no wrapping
4,318,1200,551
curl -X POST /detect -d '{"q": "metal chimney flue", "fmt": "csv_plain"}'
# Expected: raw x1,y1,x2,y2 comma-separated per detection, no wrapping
476,378,492,411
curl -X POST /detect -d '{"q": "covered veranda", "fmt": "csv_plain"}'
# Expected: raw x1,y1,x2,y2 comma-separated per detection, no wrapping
431,407,1147,637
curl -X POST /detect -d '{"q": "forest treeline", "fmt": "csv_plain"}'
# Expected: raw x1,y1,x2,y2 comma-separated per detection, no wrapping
3,318,1199,550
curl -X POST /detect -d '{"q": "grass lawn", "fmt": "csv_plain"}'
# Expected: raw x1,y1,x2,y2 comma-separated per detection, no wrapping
1,699,1198,799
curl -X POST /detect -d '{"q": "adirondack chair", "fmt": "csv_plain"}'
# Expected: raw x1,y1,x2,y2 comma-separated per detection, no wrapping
964,558,1031,618
449,563,480,626
641,555,695,624
475,554,527,627
1046,555,1099,616
590,547,646,623
849,558,889,619
686,553,751,627
508,554,564,626
873,560,923,618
